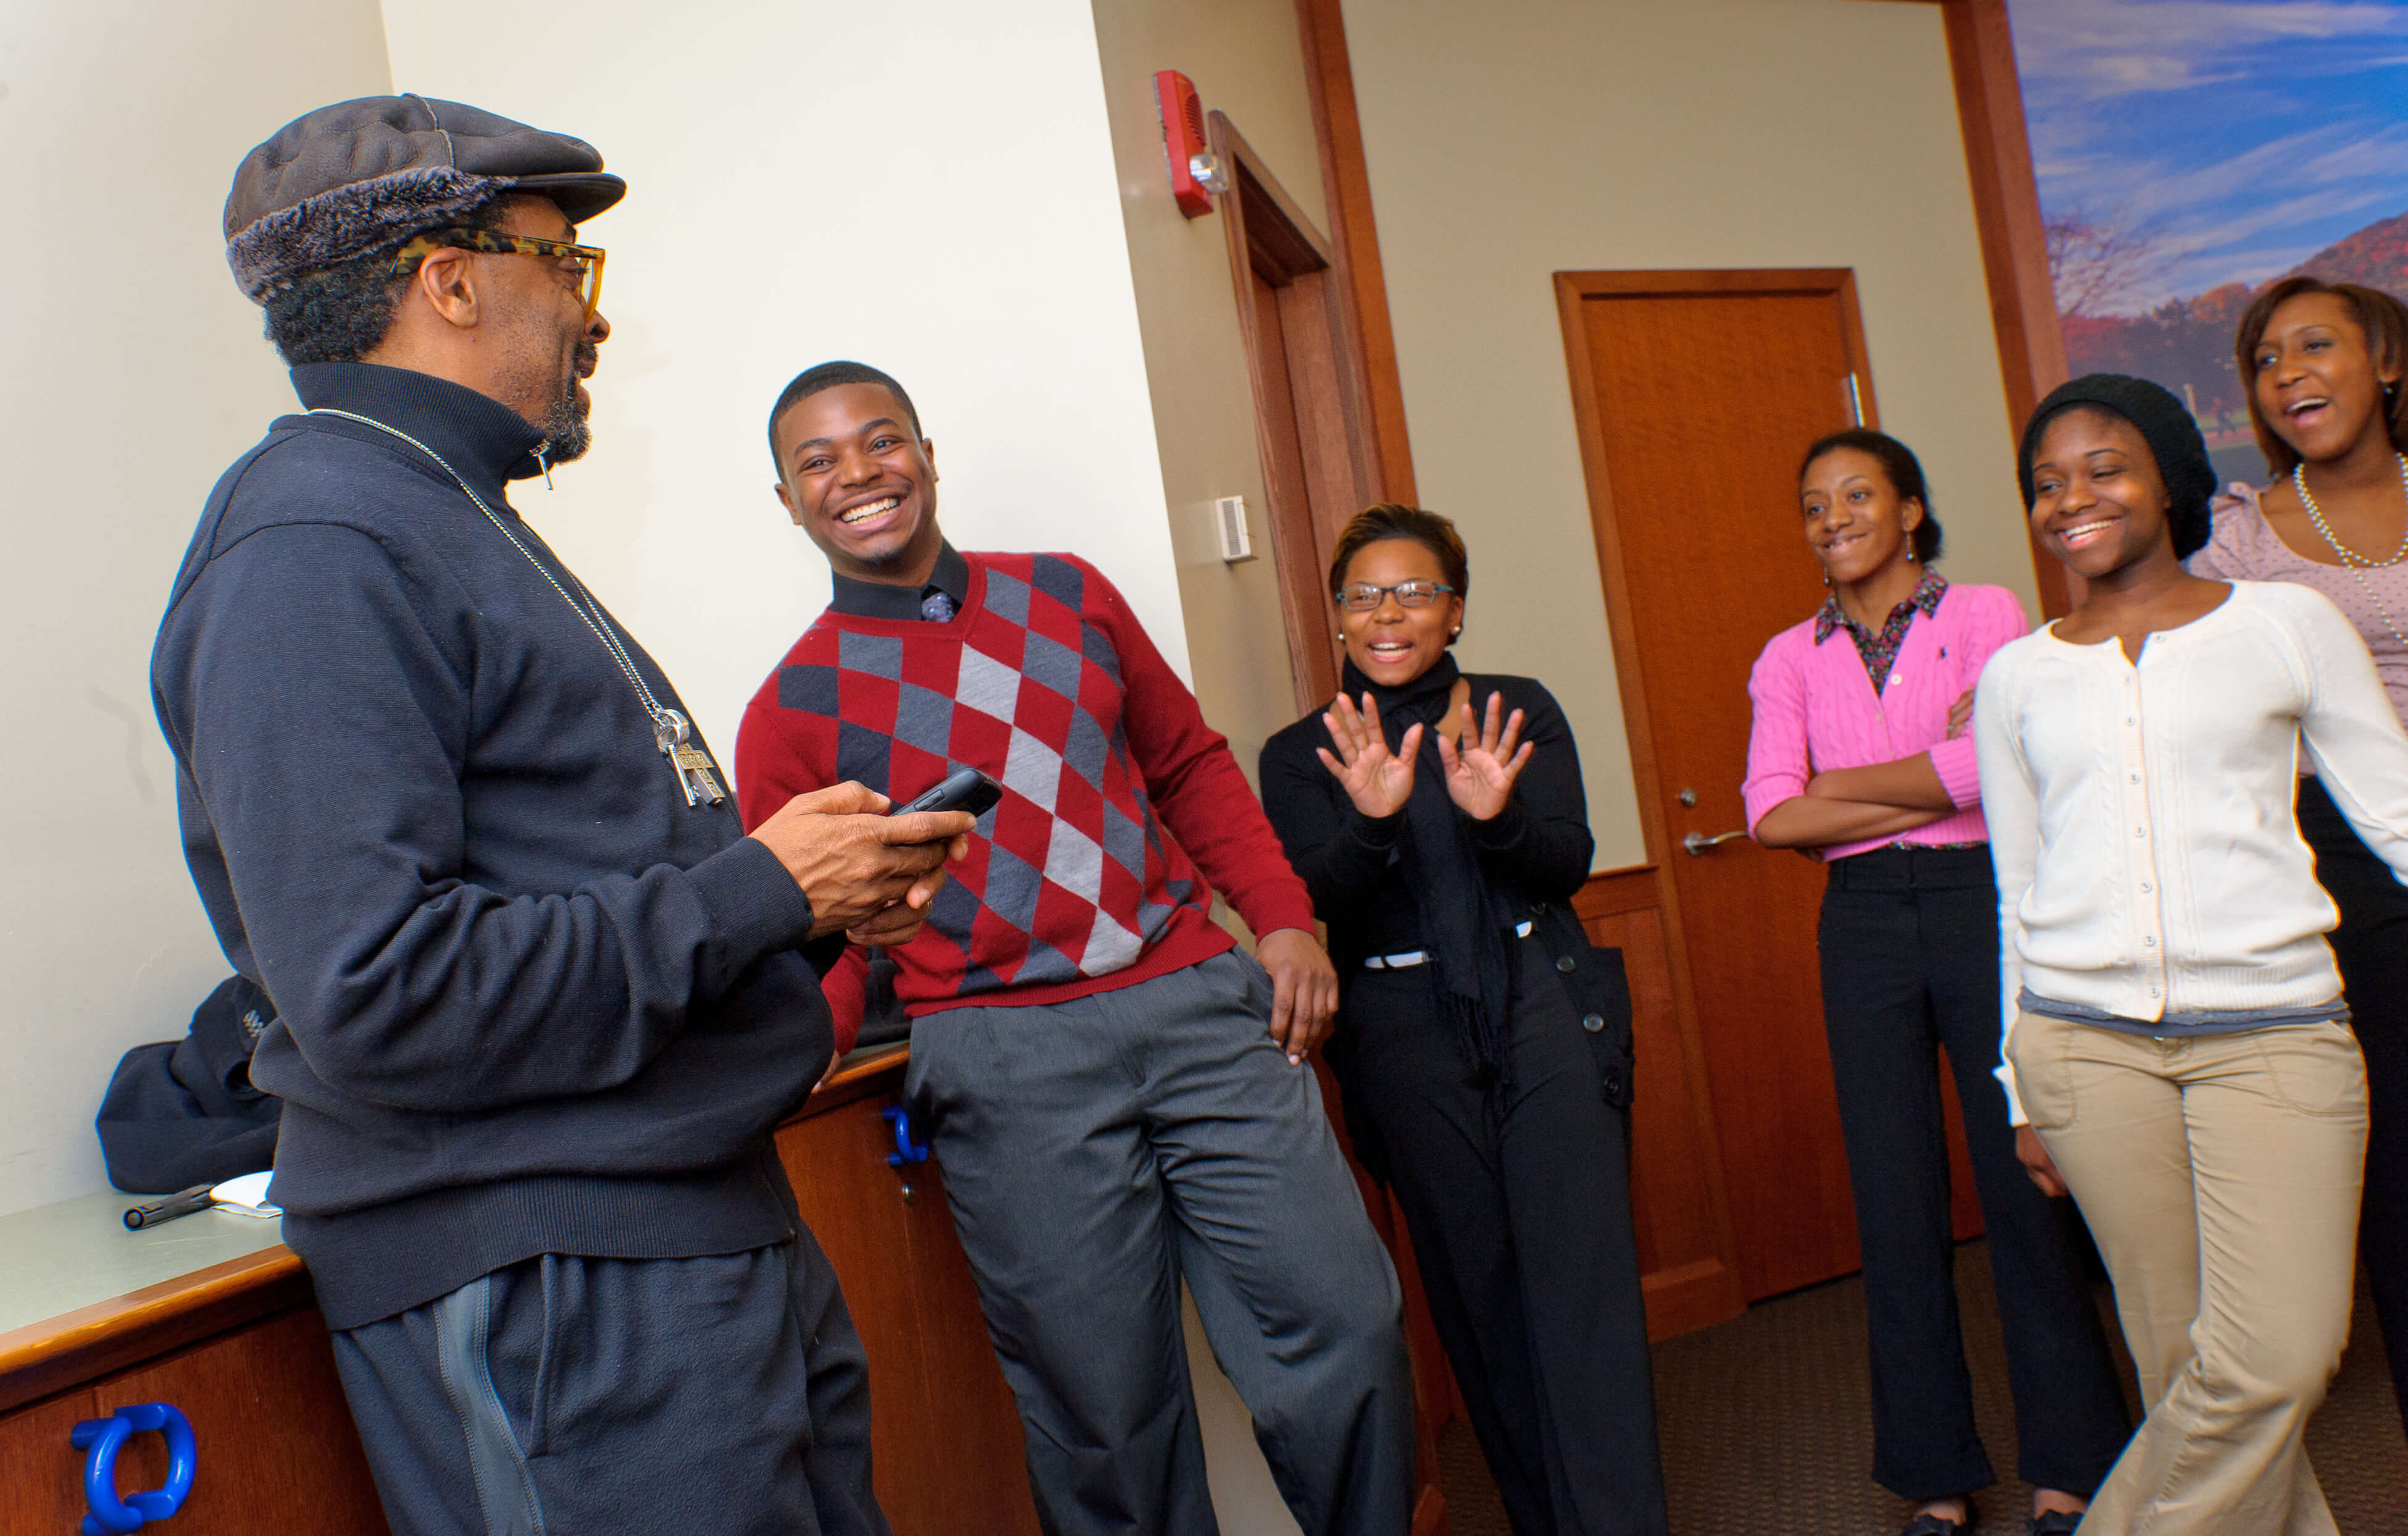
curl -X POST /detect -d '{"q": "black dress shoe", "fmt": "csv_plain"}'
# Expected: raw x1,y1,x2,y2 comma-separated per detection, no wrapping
1898,1511,1968,1536
2028,1512,2083,1535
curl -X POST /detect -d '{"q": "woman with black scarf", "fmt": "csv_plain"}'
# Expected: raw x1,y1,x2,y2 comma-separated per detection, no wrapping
1259,504,1666,1536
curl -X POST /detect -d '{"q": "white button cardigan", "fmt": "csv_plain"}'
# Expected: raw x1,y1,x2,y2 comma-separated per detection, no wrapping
1974,581,2408,1123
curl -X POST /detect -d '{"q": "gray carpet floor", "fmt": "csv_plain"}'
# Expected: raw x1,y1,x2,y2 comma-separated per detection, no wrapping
1437,1242,2406,1535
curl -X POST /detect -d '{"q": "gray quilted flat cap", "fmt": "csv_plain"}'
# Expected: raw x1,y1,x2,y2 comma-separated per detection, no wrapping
225,93,625,302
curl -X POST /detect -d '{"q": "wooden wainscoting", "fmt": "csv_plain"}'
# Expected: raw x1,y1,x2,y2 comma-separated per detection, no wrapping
1573,865,1746,1341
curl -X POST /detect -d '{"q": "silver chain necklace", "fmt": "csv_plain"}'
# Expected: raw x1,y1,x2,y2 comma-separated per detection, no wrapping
2290,452,2408,651
304,407,725,806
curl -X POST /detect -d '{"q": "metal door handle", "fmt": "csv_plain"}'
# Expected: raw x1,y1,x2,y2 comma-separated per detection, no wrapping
1683,830,1749,856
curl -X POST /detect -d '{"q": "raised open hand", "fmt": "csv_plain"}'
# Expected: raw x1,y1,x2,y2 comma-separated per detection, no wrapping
1316,692,1423,819
1436,692,1532,821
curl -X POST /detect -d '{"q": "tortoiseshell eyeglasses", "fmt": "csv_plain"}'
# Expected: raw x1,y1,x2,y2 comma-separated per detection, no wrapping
391,229,607,321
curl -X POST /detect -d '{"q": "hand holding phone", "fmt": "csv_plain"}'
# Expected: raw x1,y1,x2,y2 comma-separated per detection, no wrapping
748,781,974,940
893,766,1003,821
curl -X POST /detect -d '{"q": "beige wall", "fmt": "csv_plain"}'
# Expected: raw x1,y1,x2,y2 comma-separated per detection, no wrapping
0,0,393,1219
1090,0,1334,793
1342,0,2036,869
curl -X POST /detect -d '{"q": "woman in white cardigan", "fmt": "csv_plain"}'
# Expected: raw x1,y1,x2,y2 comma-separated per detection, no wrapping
1977,374,2408,1534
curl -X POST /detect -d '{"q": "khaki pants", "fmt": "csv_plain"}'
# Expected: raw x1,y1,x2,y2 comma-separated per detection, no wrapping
2009,1011,2367,1535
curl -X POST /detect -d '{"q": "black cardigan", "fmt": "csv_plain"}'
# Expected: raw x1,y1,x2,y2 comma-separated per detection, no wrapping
1258,671,1594,970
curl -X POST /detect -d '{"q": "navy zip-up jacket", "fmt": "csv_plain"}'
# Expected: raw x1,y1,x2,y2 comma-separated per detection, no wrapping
152,362,834,1327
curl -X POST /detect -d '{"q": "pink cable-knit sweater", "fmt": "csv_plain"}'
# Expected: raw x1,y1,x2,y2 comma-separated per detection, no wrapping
1742,580,2030,860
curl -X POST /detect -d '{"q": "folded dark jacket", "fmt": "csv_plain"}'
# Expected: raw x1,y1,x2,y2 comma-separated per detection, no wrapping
97,976,282,1194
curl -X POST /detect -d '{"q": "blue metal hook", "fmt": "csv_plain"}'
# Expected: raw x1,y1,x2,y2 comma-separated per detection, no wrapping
69,1402,196,1533
882,1104,932,1167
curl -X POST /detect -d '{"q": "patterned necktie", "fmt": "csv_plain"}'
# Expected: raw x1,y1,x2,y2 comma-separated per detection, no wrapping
920,588,958,623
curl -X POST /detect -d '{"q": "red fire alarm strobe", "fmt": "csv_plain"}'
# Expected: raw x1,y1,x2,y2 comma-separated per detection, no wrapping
1155,69,1226,218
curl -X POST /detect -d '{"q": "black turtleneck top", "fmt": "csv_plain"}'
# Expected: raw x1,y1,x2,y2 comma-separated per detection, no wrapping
1258,671,1594,970
152,362,832,1327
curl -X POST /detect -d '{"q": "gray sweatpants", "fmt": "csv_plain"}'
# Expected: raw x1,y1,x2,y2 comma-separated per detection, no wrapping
905,948,1416,1536
330,1227,888,1536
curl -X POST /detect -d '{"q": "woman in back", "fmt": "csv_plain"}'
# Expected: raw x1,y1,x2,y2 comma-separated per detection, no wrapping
1743,429,2130,1536
1985,374,2408,1531
2186,277,2408,1421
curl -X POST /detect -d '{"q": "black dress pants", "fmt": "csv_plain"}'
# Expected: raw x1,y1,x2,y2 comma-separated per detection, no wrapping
2297,773,2408,1422
1343,933,1668,1536
1818,846,2131,1501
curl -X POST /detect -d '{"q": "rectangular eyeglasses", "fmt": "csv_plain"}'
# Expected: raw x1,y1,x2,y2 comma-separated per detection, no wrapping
1336,580,1457,611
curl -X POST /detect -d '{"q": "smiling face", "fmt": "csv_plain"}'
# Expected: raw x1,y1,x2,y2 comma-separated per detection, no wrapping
2027,406,2173,581
1335,537,1463,689
2251,291,2401,467
1800,446,1922,586
773,382,942,582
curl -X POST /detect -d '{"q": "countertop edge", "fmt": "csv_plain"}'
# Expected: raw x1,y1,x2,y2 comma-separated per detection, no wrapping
0,1245,310,1414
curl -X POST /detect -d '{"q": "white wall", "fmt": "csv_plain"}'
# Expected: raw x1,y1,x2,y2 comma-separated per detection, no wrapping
379,5,1310,1525
1342,0,2036,868
0,0,393,1218
377,0,1187,770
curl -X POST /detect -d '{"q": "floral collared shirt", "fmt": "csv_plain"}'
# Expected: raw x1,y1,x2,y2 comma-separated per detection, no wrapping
1813,568,1947,696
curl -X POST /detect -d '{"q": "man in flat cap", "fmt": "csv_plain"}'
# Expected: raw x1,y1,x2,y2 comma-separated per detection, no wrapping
154,94,971,1535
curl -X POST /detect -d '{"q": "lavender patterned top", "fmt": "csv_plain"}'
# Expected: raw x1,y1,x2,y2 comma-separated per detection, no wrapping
2187,481,2408,731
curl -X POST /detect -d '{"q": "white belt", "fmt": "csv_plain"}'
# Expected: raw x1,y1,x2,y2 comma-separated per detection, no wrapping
1363,920,1532,969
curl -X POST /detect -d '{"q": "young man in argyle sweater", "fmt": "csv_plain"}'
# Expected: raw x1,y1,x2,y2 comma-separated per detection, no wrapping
735,363,1415,1536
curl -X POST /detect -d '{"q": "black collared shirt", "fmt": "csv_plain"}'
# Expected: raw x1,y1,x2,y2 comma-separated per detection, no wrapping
829,540,970,621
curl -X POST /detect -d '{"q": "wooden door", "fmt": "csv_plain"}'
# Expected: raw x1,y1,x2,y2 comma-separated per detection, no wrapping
1555,269,1982,1301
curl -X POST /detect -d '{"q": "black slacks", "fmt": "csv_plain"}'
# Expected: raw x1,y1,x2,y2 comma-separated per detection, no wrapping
2297,773,2408,1422
1342,932,1669,1536
1818,845,2131,1501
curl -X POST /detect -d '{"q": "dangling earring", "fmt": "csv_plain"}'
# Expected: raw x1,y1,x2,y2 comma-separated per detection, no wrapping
1821,568,1833,587
1906,550,1917,563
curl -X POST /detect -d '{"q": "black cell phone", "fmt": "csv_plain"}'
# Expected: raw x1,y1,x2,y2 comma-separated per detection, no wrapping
892,766,1002,820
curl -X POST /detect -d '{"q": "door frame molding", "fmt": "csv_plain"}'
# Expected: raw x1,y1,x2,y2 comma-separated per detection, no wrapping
1929,0,2075,617
1209,109,1376,715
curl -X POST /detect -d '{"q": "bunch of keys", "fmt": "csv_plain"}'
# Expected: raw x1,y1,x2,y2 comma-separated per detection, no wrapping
654,708,726,807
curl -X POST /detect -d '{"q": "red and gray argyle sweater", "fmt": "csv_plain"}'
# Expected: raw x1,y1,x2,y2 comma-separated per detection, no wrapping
735,551,1315,1047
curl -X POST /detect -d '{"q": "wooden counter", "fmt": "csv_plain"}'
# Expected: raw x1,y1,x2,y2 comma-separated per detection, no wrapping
0,1044,1044,1536
1,1043,1450,1535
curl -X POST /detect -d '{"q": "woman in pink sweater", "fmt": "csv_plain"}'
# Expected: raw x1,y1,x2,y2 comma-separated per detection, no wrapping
1742,430,2130,1536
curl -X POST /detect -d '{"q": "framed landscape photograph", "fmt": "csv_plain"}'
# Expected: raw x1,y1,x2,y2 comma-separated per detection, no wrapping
2009,0,2408,486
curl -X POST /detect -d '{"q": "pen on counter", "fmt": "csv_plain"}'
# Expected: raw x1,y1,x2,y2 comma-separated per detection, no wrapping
123,1184,217,1230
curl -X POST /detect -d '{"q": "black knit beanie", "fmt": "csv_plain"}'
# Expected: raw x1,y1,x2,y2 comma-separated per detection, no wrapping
2017,373,2216,559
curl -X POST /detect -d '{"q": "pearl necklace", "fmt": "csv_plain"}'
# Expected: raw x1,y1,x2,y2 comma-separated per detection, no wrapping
2291,452,2408,650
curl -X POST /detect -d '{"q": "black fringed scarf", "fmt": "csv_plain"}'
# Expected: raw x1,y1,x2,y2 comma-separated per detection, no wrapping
1341,655,1520,1083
